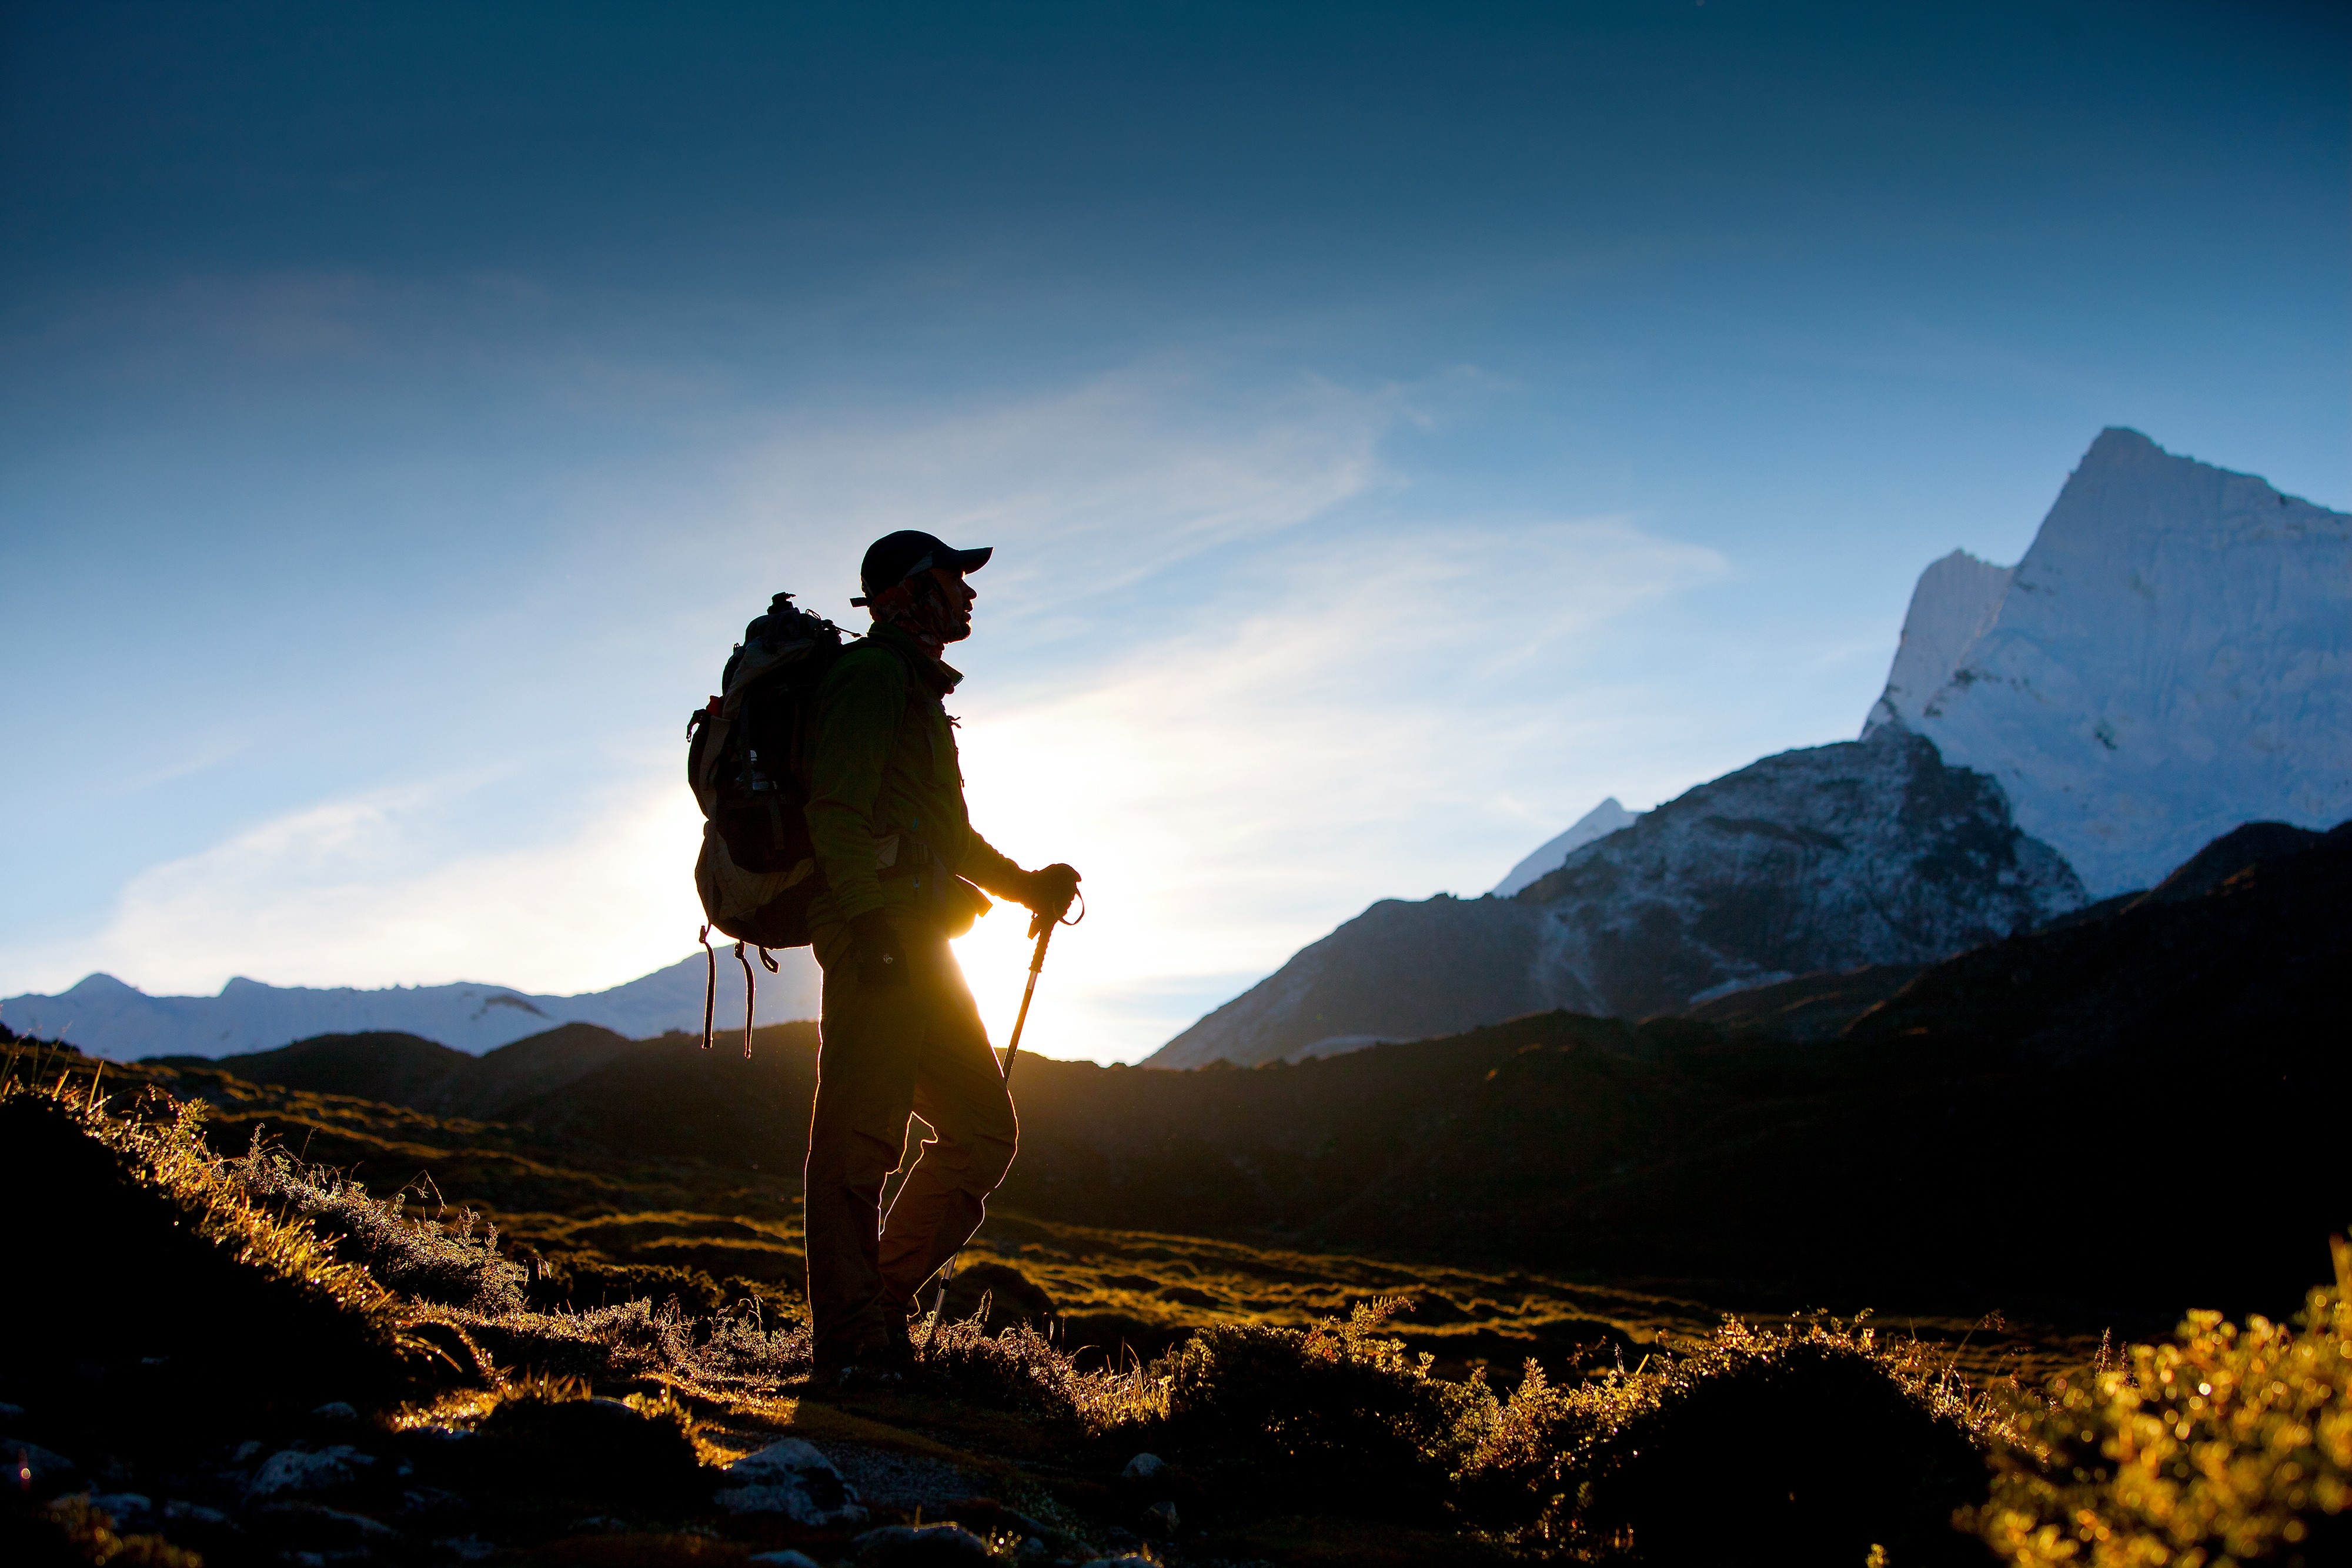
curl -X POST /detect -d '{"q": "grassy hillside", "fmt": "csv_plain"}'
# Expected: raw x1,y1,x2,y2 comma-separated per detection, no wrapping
4,1052,2346,1567
8,821,2340,1562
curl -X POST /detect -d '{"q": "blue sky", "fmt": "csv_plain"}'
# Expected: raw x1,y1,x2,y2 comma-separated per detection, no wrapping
3,0,2346,1061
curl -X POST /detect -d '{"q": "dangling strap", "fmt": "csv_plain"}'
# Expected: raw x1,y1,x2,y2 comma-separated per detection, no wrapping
697,925,717,1051
759,945,780,974
735,940,756,1058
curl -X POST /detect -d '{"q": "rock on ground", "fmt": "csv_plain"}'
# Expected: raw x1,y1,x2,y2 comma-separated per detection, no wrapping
714,1437,868,1527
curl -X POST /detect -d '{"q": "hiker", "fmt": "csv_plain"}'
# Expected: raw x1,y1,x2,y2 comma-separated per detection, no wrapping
800,530,1080,1379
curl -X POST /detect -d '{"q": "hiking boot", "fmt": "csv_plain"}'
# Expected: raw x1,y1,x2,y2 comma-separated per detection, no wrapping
813,1332,915,1389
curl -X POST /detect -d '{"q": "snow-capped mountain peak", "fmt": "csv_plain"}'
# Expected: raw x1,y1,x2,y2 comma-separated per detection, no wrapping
1864,549,2014,735
1876,427,2352,898
1490,797,1643,896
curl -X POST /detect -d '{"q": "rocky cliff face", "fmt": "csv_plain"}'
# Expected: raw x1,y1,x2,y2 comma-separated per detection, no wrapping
1151,726,2084,1066
1516,724,2083,1018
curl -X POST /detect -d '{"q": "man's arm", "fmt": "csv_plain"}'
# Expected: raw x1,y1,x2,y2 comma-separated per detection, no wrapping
803,647,907,926
965,831,1080,930
958,830,1026,900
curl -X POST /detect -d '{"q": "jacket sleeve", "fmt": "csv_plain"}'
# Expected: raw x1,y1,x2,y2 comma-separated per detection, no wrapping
958,828,1027,899
803,647,906,925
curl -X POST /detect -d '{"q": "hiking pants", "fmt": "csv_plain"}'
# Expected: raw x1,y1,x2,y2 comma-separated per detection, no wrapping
803,912,1018,1363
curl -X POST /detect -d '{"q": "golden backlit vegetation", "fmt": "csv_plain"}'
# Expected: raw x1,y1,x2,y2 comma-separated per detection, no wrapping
5,1042,2346,1567
1973,1242,2352,1568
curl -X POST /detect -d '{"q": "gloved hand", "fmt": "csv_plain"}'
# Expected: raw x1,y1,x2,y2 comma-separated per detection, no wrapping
1020,862,1081,938
846,909,907,989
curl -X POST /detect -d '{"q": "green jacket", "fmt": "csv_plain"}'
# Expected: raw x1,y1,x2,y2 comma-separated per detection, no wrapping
802,621,1024,932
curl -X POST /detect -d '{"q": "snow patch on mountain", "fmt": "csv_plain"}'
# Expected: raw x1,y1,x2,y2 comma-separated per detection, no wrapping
1490,797,1643,895
1883,428,2352,898
1,950,824,1061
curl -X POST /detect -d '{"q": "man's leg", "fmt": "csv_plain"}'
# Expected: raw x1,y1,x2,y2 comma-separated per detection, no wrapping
803,923,927,1368
877,930,1019,1309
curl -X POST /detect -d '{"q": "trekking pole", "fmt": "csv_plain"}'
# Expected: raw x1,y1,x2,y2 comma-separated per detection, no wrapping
999,884,1083,1081
996,925,1053,1082
921,891,1083,1359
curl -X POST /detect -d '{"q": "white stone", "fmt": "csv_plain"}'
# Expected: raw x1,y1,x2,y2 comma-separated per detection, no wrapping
714,1438,867,1527
83,1492,152,1521
853,1524,992,1562
246,1445,372,1499
1120,1452,1166,1480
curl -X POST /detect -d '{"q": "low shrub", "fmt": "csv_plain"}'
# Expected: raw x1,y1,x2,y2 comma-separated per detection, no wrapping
458,1375,709,1507
1155,1298,1491,1519
0,1495,202,1568
1566,1326,1993,1565
920,1315,1165,1435
1976,1242,2352,1568
527,1255,734,1315
447,1293,813,1395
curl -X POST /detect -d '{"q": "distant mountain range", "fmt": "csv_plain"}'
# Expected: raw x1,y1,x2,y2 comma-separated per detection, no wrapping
17,429,2341,1071
1,949,823,1062
1151,429,2350,1066
119,815,2350,1325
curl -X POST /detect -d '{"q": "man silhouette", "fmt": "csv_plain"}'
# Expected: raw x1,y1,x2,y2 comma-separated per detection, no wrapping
800,530,1080,1378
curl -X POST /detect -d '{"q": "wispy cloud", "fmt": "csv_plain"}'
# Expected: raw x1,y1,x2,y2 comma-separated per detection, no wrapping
10,770,710,999
946,512,1726,1060
7,364,1726,1062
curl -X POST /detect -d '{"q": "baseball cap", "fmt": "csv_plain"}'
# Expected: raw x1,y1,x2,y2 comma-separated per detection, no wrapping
853,530,993,605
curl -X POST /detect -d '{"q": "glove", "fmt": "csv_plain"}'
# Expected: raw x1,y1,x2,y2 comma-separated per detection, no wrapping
846,910,907,989
1020,863,1081,938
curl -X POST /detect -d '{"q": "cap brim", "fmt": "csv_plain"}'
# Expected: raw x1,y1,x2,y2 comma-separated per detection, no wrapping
946,545,991,573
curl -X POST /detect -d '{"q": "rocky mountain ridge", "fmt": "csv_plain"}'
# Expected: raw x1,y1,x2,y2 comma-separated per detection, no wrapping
1152,428,2346,1066
1489,797,1642,896
1152,726,2083,1067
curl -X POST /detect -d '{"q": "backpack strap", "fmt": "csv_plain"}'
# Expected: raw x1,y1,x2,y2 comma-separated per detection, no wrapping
697,924,717,1051
845,633,938,835
734,940,756,1059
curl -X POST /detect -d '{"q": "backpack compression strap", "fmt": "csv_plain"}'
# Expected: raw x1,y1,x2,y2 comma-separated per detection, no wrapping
734,940,756,1058
698,924,717,1051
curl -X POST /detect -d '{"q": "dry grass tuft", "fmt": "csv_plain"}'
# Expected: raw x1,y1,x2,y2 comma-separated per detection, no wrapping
0,1056,427,1423
920,1310,1167,1434
230,1134,529,1312
6,1066,406,1331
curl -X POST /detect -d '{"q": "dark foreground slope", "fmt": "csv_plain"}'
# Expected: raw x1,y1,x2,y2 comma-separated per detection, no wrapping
1156,821,2352,1323
12,1050,2347,1568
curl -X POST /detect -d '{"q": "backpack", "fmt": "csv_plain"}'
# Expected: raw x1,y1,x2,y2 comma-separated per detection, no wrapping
684,591,854,1052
